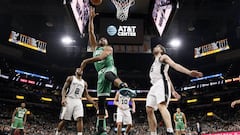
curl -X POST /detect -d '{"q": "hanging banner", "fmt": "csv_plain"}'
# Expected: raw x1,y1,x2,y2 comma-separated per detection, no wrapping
8,31,47,53
194,38,230,58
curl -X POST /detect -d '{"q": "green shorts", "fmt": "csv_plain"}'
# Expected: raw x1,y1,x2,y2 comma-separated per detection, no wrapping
97,66,117,97
176,122,185,131
11,117,24,129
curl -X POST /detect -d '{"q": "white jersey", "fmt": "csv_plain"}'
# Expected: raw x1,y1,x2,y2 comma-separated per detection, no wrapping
67,76,85,99
149,56,169,84
118,94,131,110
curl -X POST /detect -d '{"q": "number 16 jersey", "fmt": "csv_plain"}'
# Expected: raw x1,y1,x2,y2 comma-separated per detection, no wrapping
67,76,85,99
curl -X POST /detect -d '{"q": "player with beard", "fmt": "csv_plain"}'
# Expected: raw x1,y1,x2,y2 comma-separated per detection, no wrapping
80,7,136,135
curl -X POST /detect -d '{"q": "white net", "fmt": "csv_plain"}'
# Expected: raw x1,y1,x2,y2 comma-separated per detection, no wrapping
111,0,135,21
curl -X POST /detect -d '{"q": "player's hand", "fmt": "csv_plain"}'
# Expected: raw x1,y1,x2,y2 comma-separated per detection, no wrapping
90,6,99,19
61,98,67,106
185,124,187,128
11,119,14,123
190,70,203,78
172,91,181,100
118,104,123,109
80,60,87,71
93,102,98,110
231,101,236,108
132,109,136,114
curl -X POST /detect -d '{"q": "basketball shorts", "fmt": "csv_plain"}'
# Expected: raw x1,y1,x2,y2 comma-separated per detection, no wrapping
146,79,171,110
97,66,117,97
11,117,24,129
60,98,83,121
176,122,185,131
116,108,132,125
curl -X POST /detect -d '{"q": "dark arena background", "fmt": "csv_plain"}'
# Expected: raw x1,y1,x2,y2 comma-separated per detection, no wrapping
1,0,240,135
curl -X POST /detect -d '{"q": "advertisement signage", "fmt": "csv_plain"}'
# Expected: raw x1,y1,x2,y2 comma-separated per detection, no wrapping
194,39,230,58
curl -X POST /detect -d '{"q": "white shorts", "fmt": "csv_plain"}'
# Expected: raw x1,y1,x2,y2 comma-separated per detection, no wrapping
116,108,132,125
146,79,171,110
59,98,83,121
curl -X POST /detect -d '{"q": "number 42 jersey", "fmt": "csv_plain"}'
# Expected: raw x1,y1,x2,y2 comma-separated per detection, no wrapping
67,76,85,99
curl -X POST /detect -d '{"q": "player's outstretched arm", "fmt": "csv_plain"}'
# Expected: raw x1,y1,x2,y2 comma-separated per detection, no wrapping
61,76,72,106
161,54,203,78
83,81,98,109
88,6,99,51
80,46,112,70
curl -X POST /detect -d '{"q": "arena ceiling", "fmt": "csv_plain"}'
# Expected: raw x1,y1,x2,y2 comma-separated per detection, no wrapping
0,0,240,86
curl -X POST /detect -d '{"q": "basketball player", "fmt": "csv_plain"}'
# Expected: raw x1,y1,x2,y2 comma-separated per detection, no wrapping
55,68,97,135
80,6,136,135
231,99,240,108
114,91,136,135
11,102,27,135
174,108,187,135
146,44,203,135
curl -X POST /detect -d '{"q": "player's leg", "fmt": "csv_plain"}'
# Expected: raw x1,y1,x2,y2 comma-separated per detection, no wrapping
146,106,157,135
124,110,133,135
116,122,122,135
158,103,174,135
73,99,84,135
180,124,186,135
104,68,136,98
96,96,107,135
175,123,181,135
116,110,123,135
55,120,65,135
76,117,83,135
56,99,72,135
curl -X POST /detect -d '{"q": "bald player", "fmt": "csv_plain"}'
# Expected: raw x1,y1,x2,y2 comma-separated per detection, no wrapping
80,6,136,135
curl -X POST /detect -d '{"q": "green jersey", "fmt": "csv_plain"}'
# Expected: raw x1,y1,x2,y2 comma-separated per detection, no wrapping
15,107,27,119
93,46,115,72
176,112,184,123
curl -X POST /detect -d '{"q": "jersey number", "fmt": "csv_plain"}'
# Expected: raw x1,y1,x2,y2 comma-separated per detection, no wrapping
121,99,128,104
75,88,80,94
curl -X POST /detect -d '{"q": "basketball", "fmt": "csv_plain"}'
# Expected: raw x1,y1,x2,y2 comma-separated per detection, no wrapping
90,0,102,6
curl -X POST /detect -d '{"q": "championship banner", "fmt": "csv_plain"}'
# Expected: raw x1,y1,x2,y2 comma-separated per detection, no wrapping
152,0,173,36
194,38,230,58
8,31,47,53
202,131,240,135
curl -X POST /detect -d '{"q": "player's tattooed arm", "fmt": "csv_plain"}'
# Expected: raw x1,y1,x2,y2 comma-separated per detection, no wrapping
88,6,99,51
61,76,72,106
80,46,112,70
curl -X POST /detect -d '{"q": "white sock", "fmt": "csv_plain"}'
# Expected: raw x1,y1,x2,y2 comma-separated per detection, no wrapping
55,131,60,135
167,128,174,133
151,132,157,135
77,132,82,135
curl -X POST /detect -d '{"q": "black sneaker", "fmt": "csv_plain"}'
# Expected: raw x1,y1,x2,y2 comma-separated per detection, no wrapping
166,132,174,135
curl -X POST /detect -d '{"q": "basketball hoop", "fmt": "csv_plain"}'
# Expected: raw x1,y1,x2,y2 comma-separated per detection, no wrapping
111,0,135,21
